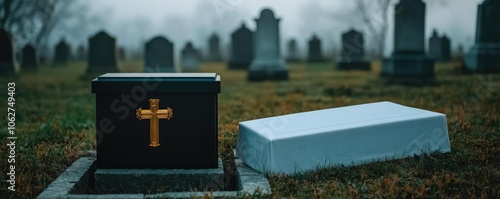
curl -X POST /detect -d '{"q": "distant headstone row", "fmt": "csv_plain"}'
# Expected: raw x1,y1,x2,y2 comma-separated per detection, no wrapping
2,0,498,76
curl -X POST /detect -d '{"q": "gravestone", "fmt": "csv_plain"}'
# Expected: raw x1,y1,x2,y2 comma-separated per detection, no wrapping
118,47,126,61
248,9,288,81
337,29,371,70
307,34,325,63
429,30,452,62
428,29,442,60
0,29,18,72
144,36,175,72
181,42,200,71
228,23,253,70
208,34,222,62
76,45,86,61
464,0,500,73
441,35,451,61
87,31,118,73
286,39,300,63
21,44,38,69
382,0,434,79
54,39,70,65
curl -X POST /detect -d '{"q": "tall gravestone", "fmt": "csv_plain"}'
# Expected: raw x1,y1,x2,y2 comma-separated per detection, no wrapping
87,31,118,73
21,44,38,69
465,0,500,73
76,45,86,61
207,34,222,62
0,29,18,72
337,29,371,70
286,39,300,63
307,34,325,63
144,36,175,72
382,0,434,79
248,9,288,81
181,42,200,71
54,39,70,65
228,23,253,70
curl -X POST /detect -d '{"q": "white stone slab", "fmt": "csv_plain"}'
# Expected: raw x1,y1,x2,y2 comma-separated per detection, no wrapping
236,101,450,174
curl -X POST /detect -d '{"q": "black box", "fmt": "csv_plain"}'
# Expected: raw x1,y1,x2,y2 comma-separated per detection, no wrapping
91,73,220,169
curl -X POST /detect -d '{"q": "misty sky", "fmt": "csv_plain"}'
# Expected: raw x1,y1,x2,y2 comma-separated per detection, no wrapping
51,0,484,57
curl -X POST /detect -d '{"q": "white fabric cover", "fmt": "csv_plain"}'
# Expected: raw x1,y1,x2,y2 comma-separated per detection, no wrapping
236,101,451,174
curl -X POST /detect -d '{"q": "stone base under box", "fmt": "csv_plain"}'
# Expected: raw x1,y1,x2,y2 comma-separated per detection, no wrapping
95,159,225,193
247,70,289,81
36,152,271,199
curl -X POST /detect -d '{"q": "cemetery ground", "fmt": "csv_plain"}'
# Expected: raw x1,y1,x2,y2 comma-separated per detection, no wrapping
0,60,499,198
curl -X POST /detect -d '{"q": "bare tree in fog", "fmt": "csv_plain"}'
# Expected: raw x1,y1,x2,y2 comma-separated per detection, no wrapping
0,0,77,46
354,0,395,59
191,0,250,58
299,2,361,59
56,2,106,47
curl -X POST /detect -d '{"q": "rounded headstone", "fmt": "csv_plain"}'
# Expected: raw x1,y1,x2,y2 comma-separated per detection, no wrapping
229,23,254,70
248,8,288,80
21,44,38,69
144,36,174,72
87,31,118,73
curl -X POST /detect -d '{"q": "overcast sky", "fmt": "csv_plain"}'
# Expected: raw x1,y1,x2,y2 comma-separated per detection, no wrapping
52,0,484,57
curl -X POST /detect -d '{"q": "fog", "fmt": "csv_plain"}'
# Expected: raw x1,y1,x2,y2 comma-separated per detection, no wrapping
46,0,483,58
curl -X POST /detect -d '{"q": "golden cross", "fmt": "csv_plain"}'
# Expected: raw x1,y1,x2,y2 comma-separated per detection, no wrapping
136,99,173,147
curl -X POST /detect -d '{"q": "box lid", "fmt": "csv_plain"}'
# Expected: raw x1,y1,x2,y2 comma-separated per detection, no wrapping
92,73,220,93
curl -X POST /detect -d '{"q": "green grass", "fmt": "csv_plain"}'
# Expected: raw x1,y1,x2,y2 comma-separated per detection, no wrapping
0,60,499,198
